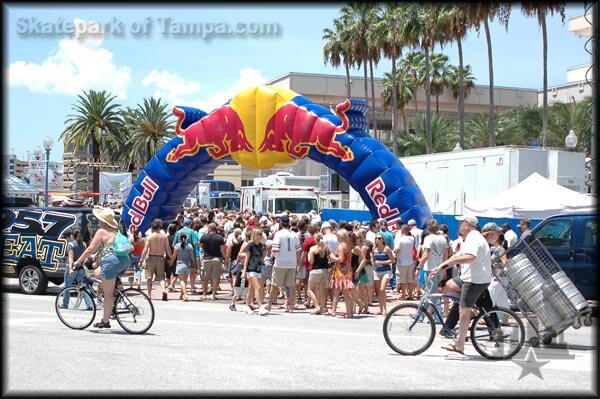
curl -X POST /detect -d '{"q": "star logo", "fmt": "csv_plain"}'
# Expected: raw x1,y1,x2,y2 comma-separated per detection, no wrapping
512,346,550,380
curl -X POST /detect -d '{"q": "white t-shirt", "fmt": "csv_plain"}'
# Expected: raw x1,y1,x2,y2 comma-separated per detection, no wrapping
394,233,415,266
410,227,423,248
422,234,448,271
323,232,339,254
365,231,377,245
503,229,518,248
272,228,301,269
457,230,492,284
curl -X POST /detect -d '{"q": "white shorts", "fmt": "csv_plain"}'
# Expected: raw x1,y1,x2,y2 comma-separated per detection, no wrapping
247,271,261,279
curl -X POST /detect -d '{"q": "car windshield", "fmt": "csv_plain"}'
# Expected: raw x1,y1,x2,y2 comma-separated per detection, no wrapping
275,198,318,214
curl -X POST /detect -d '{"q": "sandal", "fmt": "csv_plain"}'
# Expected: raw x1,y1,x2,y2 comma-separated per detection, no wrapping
441,343,465,355
93,320,111,329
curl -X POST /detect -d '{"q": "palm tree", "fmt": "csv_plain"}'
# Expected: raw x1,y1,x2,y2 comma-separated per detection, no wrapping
465,3,512,147
547,97,592,150
520,2,566,148
375,3,408,155
381,69,414,138
365,6,383,138
60,90,122,201
496,105,543,146
448,65,476,100
113,97,175,171
446,5,474,148
323,17,354,99
399,113,458,155
399,51,425,114
429,53,452,114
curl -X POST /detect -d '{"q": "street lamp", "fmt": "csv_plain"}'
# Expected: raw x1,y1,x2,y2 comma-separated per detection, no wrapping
33,145,42,161
565,129,578,151
43,134,54,207
452,143,462,152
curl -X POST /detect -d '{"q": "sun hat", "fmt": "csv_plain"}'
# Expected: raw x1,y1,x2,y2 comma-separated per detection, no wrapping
321,221,331,230
455,214,479,227
93,207,118,229
407,219,416,226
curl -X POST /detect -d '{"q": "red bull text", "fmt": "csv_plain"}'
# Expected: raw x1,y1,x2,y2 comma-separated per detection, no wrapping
366,176,401,229
127,176,158,233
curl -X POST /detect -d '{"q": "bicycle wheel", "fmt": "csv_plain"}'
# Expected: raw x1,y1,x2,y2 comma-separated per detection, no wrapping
113,288,155,334
471,307,525,360
383,303,435,355
55,286,96,330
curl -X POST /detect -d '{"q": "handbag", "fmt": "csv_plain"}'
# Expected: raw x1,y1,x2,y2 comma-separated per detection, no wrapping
114,232,134,256
230,259,242,275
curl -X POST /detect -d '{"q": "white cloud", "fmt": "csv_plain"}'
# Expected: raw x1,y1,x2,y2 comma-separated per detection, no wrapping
141,70,202,106
7,19,131,99
141,67,267,112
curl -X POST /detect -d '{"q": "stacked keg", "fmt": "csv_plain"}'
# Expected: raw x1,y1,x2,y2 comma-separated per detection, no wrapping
505,254,562,331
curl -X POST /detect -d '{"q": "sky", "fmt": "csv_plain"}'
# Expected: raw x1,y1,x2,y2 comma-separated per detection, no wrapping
4,3,592,162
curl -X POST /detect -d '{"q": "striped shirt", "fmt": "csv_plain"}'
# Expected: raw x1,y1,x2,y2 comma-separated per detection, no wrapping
272,228,301,269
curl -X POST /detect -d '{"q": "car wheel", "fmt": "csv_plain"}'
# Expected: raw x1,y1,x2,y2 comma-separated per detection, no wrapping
18,264,48,295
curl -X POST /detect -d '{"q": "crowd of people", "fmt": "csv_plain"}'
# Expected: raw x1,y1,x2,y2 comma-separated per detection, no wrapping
72,204,533,322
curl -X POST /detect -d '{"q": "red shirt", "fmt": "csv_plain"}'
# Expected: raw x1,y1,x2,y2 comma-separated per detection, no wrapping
302,234,316,270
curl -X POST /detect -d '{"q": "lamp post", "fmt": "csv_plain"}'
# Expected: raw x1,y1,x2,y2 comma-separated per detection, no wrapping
565,129,578,151
43,134,54,207
33,145,42,161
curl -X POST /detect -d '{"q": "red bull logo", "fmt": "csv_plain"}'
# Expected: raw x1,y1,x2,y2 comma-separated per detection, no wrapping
166,105,253,162
366,176,401,226
165,86,354,170
258,100,354,161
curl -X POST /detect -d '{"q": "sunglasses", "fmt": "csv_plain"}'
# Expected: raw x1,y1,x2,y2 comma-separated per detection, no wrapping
376,237,384,240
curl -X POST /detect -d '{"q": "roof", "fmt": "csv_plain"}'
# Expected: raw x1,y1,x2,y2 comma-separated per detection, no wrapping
2,174,39,196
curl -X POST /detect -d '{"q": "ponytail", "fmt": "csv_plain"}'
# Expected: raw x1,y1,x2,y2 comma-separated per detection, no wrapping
315,233,326,257
180,235,188,249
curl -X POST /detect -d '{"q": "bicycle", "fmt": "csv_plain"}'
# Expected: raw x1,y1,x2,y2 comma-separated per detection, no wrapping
382,276,525,360
55,263,155,334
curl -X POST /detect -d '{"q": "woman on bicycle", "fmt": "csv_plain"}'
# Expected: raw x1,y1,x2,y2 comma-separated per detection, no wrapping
73,207,131,329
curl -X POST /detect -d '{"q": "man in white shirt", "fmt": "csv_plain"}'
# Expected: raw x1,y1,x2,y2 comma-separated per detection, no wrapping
321,221,339,255
394,225,417,300
407,219,422,249
431,214,491,355
501,223,518,248
261,215,301,314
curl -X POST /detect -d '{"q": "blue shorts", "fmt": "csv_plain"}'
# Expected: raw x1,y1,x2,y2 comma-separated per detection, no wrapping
100,254,131,280
176,262,191,276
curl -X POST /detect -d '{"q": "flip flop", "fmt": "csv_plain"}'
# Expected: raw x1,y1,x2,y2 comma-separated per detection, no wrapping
441,344,464,355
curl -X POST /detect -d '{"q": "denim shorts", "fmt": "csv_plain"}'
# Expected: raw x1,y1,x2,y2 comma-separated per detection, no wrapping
100,254,131,280
176,261,191,276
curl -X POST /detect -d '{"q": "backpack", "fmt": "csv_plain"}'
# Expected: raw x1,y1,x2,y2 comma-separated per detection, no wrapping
114,232,134,256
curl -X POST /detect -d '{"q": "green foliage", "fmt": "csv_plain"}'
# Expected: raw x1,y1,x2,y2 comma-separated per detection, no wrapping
398,113,458,156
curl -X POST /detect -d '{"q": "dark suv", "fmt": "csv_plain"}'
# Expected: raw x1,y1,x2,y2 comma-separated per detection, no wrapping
2,207,105,294
524,212,597,300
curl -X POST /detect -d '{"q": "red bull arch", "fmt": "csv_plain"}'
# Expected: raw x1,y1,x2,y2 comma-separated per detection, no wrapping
122,85,431,233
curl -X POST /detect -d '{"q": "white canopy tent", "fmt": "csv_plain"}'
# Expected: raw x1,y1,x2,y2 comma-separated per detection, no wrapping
465,172,597,219
2,174,39,200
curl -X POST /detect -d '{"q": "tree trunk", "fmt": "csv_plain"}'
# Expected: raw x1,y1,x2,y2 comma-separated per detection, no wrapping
425,47,433,154
458,37,465,149
369,59,378,138
345,62,351,99
363,59,368,101
413,70,418,113
398,107,404,155
542,11,548,148
391,56,398,155
484,18,495,147
92,133,100,204
436,94,440,115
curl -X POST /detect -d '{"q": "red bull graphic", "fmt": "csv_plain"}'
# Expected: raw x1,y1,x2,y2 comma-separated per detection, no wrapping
258,100,353,161
123,85,432,235
166,105,253,162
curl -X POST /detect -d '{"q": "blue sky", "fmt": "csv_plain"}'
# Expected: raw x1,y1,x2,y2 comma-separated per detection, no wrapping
4,3,592,162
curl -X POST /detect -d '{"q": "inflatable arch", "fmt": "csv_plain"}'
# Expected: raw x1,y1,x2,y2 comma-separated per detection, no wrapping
122,86,431,233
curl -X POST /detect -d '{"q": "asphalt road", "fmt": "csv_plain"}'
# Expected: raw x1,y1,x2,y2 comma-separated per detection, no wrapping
2,281,598,396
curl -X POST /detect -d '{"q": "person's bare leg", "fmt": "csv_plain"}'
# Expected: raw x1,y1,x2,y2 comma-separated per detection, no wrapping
101,278,116,323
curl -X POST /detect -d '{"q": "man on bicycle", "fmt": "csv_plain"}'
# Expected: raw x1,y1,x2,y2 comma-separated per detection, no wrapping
430,214,491,355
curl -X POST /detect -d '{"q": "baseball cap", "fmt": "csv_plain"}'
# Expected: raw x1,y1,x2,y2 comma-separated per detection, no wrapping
501,223,511,229
280,215,290,227
407,219,416,226
321,221,331,230
183,218,192,225
455,214,479,227
481,222,502,233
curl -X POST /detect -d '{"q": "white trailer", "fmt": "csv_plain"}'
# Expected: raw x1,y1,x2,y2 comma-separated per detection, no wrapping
254,172,321,189
241,185,318,218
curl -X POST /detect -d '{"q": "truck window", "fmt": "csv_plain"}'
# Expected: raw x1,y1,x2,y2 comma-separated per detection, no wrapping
582,220,597,248
536,219,572,248
275,198,318,214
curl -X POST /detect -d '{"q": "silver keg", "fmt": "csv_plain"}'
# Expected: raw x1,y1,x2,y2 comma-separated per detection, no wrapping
507,257,537,285
551,271,588,312
542,281,578,320
505,253,530,279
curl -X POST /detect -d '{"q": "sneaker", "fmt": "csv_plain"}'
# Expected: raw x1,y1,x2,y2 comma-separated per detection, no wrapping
245,306,255,315
258,306,269,316
229,303,236,311
162,292,168,301
439,329,455,339
168,286,175,292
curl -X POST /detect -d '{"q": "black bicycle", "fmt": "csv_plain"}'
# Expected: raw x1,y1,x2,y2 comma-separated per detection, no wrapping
383,277,525,360
55,264,155,334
